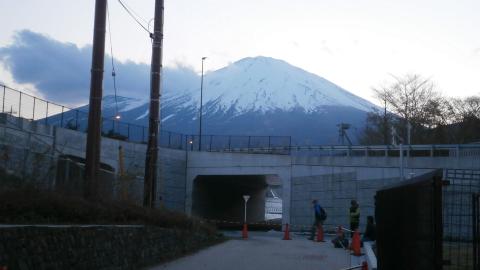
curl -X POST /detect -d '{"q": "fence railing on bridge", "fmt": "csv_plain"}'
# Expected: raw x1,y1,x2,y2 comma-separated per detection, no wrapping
0,84,291,154
291,144,480,158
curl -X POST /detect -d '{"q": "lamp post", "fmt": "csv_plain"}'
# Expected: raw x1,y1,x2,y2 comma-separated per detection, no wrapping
199,57,207,151
242,195,250,239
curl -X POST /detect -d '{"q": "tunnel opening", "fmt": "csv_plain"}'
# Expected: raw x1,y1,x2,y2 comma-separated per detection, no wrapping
192,175,282,224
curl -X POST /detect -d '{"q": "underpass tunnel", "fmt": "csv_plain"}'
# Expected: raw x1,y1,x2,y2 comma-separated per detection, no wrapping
192,175,270,223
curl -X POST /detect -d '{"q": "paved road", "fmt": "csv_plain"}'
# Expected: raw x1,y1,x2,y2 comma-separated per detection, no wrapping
150,231,356,270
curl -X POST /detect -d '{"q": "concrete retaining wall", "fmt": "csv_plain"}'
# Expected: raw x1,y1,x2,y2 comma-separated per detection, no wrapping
0,114,187,211
290,163,435,231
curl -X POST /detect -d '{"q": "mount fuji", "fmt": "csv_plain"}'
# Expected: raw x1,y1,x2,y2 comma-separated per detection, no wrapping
70,56,377,145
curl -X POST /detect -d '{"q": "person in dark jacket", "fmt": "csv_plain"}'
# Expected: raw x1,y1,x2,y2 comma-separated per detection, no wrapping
362,216,376,244
308,199,326,240
332,228,349,249
349,200,360,237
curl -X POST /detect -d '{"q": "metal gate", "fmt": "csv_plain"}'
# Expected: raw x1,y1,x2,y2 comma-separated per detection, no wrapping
375,170,443,270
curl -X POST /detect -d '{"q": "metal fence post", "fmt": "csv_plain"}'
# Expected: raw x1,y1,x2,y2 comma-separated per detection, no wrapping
289,136,292,154
472,193,479,270
60,106,64,127
209,135,213,151
75,110,79,129
127,123,130,139
32,97,36,120
2,85,5,113
228,136,231,150
45,101,49,124
248,136,251,150
168,132,171,148
18,92,22,117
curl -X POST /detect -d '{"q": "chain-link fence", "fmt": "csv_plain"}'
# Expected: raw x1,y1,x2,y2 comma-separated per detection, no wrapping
0,84,291,153
443,169,480,270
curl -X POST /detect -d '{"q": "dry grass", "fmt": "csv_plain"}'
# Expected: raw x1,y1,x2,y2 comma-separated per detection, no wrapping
0,170,215,235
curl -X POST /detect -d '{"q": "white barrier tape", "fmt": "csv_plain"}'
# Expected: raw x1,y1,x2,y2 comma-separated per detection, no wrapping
202,219,356,234
338,265,363,270
203,219,281,226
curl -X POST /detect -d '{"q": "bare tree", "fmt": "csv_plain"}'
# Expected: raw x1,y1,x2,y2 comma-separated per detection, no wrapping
372,74,443,144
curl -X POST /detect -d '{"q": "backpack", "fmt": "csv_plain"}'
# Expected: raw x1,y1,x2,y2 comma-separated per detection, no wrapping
319,207,327,221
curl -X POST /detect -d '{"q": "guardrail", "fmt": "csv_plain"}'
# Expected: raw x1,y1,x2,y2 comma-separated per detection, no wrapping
290,144,480,158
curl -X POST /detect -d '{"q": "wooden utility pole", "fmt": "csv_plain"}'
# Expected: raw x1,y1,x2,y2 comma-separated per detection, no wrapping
84,0,107,200
144,0,164,208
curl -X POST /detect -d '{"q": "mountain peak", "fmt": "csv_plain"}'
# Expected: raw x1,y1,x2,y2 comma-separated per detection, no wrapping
179,56,377,113
234,56,286,65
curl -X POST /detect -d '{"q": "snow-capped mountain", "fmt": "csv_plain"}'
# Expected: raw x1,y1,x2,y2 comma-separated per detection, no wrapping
58,56,377,145
168,56,374,114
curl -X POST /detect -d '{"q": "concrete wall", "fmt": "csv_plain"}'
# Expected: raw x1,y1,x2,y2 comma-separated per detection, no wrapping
289,155,449,231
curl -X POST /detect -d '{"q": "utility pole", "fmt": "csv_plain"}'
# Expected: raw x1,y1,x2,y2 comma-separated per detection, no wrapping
84,0,107,200
144,0,164,208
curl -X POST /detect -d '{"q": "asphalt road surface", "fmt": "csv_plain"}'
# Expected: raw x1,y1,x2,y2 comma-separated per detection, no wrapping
150,231,355,270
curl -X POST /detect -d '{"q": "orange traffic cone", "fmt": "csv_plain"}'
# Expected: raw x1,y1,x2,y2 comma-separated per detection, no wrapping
283,223,292,240
242,223,248,239
316,224,325,242
361,261,368,270
351,229,362,256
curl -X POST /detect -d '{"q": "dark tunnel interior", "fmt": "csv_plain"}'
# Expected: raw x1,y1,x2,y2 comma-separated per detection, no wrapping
192,175,270,223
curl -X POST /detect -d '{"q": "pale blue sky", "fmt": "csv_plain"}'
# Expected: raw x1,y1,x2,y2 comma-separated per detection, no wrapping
0,0,479,104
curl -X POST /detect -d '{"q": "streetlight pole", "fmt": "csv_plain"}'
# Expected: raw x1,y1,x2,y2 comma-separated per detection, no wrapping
242,195,250,239
199,57,207,151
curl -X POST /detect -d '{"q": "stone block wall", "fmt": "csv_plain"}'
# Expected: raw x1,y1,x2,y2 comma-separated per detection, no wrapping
0,225,218,270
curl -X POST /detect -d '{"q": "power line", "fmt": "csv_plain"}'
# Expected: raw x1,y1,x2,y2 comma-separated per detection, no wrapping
117,0,153,37
118,0,149,25
107,1,120,119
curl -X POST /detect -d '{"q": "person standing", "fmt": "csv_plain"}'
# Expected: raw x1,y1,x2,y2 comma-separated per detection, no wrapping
349,200,360,237
309,199,326,240
361,215,376,245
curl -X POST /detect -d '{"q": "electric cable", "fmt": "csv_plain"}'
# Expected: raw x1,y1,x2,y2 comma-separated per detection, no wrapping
117,0,153,38
107,1,120,120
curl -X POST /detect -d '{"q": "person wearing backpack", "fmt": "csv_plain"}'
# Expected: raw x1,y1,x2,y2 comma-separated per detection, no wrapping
308,199,327,240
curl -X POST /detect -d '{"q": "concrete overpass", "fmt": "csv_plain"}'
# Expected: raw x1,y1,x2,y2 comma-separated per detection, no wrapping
1,113,479,230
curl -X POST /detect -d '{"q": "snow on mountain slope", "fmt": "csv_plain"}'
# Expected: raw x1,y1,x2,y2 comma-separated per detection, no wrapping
169,56,376,114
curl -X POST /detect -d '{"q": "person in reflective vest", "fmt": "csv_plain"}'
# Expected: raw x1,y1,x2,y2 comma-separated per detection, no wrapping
349,200,360,237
